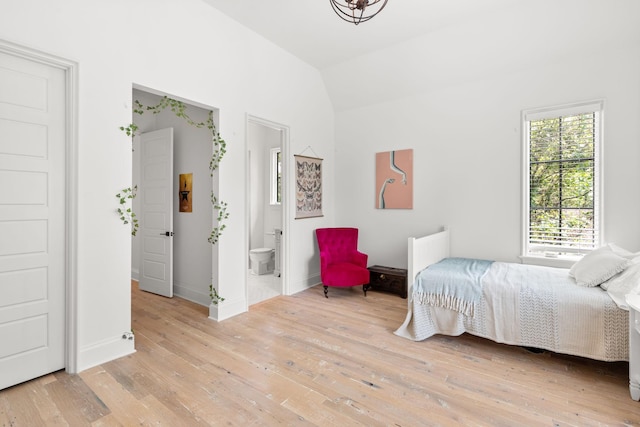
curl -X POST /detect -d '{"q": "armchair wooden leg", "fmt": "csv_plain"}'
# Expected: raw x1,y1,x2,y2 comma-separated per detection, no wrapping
323,285,328,298
363,284,370,297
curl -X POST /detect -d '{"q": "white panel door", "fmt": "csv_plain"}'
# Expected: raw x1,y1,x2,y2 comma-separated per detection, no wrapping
0,50,66,389
138,129,174,297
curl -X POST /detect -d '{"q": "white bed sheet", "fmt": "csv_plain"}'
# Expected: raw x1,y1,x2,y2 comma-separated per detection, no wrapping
395,261,629,362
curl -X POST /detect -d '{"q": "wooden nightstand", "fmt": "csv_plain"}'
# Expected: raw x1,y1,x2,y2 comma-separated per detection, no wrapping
367,265,407,298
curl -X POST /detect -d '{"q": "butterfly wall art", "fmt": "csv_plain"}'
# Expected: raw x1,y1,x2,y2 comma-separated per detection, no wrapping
294,155,323,219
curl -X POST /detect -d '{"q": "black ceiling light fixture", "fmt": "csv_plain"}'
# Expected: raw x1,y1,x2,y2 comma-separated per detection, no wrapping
329,0,389,25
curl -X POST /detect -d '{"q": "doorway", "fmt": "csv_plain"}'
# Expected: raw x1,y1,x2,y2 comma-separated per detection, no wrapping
131,87,215,307
246,116,289,306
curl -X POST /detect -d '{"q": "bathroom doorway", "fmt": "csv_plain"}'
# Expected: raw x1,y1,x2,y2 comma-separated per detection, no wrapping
246,116,288,306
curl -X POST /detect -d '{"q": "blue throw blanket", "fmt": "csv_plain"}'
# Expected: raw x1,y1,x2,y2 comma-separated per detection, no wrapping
413,257,494,317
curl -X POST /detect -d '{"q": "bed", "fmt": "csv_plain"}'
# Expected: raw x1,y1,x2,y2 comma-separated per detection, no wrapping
394,228,632,362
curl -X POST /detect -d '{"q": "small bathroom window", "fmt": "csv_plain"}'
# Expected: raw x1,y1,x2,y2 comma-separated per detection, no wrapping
270,147,281,205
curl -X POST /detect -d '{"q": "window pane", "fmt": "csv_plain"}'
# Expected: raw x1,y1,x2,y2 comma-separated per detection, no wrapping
526,105,599,255
560,114,595,160
530,162,560,208
270,148,282,205
560,160,593,208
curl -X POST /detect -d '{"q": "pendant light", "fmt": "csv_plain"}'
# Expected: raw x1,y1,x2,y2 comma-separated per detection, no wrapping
329,0,389,25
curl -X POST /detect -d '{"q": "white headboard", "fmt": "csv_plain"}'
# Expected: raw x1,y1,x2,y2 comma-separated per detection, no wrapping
407,227,450,301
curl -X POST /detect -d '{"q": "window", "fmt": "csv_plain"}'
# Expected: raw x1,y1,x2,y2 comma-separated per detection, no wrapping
270,147,282,205
522,101,603,261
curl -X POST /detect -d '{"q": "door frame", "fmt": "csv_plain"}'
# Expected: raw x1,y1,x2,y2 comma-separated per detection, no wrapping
0,40,79,374
245,115,291,300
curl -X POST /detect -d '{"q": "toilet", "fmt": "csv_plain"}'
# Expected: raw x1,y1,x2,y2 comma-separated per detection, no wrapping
249,247,275,275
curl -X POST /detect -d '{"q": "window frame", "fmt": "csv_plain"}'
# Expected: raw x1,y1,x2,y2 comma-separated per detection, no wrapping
520,100,604,267
269,147,282,205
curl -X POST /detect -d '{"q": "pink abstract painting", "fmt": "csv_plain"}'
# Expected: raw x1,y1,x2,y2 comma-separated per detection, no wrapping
375,149,413,209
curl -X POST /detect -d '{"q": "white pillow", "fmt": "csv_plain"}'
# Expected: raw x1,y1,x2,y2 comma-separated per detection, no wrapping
601,261,640,310
569,244,631,287
601,254,640,290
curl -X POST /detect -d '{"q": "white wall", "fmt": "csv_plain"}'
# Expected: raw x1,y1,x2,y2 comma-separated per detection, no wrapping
0,0,334,371
333,4,640,268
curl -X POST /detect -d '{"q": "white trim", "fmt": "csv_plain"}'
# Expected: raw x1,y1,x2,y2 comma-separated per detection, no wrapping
288,273,321,295
65,50,80,375
519,255,577,269
269,147,282,206
173,281,210,306
523,100,604,121
521,99,604,263
78,336,135,372
521,108,529,259
0,39,79,374
209,295,246,321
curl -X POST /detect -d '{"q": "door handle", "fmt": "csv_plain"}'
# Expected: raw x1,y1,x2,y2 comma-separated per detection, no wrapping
160,231,174,236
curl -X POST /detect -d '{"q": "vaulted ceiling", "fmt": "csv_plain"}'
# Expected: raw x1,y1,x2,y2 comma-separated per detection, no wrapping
200,0,640,111
199,0,516,70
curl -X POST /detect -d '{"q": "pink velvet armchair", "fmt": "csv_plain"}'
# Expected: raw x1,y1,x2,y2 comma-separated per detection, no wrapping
315,227,370,298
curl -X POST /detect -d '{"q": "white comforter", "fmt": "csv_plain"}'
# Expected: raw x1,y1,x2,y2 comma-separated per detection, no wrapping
395,262,629,362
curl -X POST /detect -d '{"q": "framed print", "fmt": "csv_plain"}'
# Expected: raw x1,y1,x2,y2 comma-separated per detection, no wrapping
294,155,323,219
179,173,193,212
375,148,413,209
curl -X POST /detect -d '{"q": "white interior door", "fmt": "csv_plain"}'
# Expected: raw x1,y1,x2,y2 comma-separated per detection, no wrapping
138,128,174,297
0,50,66,389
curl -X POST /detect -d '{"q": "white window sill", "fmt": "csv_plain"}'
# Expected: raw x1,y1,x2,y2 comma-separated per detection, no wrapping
519,255,579,269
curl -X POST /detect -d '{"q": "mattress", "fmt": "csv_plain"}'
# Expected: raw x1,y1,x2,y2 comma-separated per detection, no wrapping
395,261,629,362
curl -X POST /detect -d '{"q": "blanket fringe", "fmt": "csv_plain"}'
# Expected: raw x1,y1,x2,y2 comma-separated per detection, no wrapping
414,291,475,317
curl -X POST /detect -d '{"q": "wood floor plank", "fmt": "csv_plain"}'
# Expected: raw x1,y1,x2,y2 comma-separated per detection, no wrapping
1,281,638,426
27,377,68,426
80,366,187,426
0,381,46,426
46,371,110,425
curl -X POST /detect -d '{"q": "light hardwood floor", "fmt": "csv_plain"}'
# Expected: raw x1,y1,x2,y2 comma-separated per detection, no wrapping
1,281,638,426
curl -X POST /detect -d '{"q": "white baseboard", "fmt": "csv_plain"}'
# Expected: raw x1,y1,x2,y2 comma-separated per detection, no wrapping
174,282,209,306
288,273,321,295
209,296,246,322
77,334,136,372
131,268,140,281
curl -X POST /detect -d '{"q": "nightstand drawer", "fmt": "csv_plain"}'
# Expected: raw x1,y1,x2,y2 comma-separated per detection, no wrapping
367,265,407,298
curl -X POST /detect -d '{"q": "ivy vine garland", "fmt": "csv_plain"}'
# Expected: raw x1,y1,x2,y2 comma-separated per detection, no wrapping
209,284,225,305
116,185,138,236
117,96,228,304
121,97,227,173
208,192,229,245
